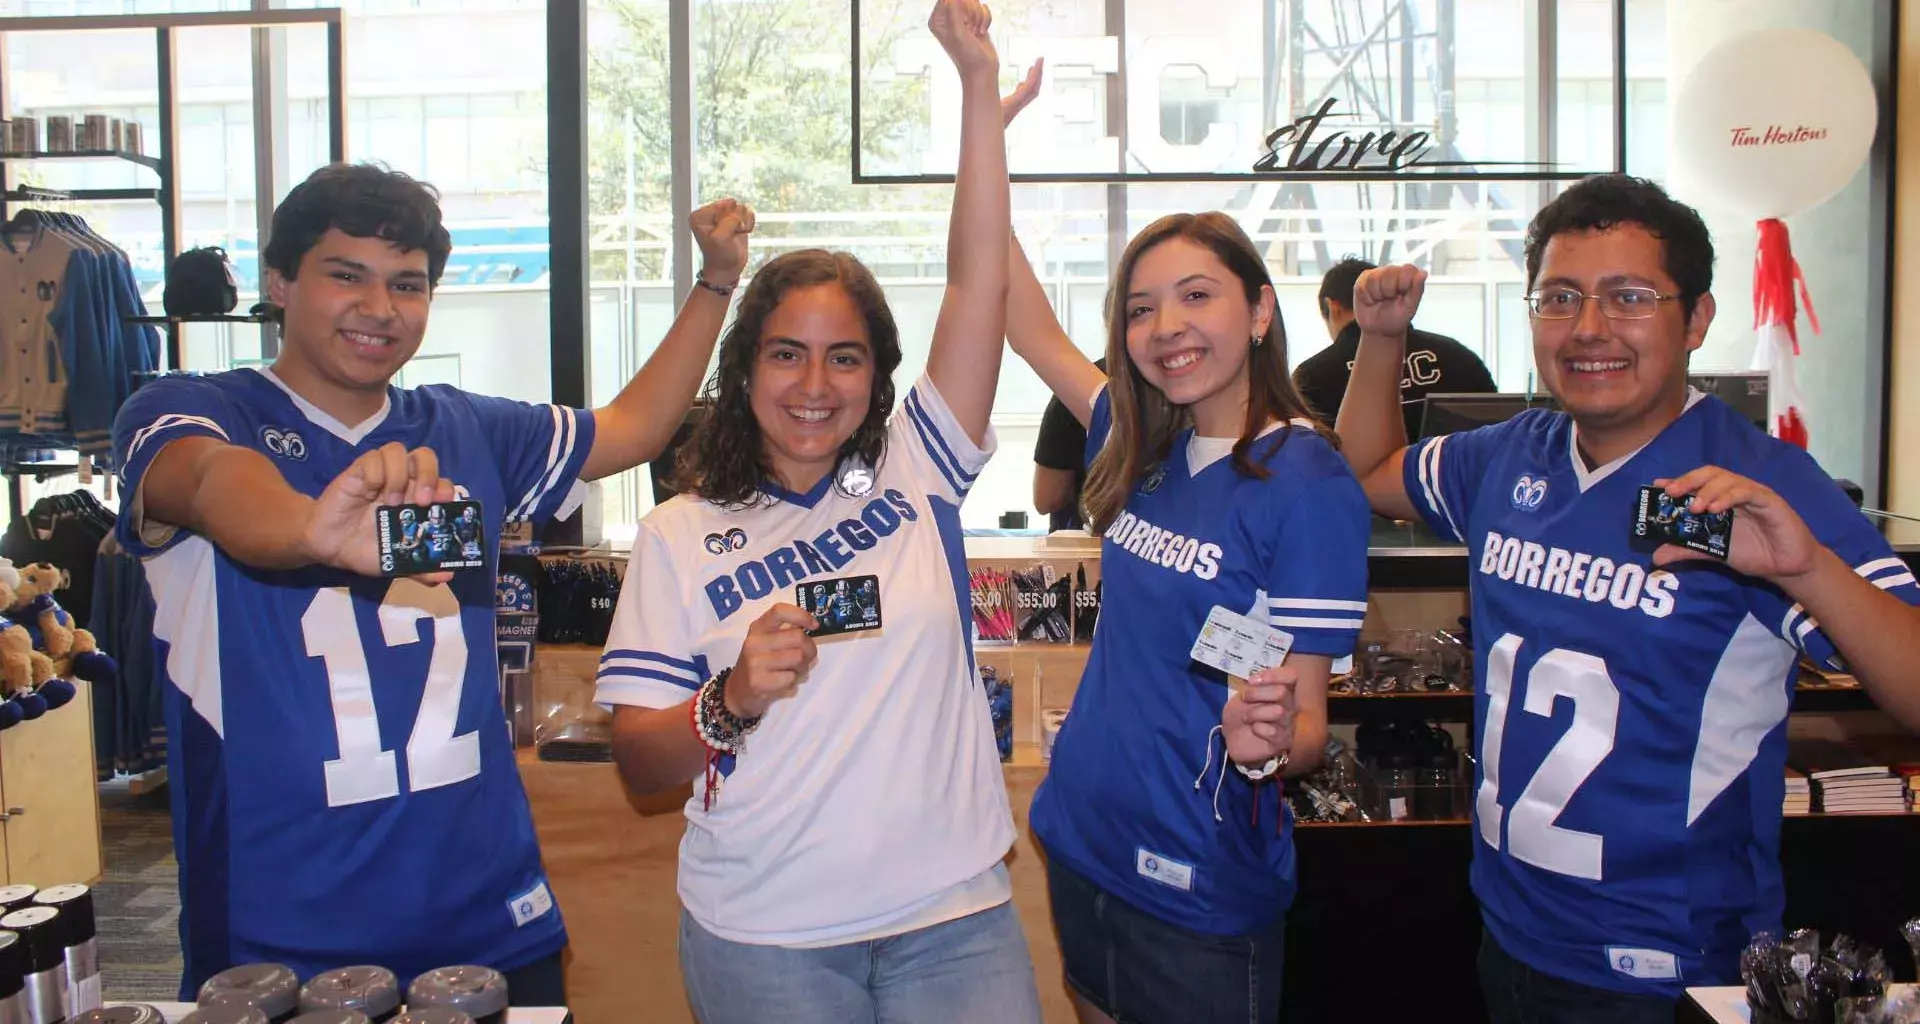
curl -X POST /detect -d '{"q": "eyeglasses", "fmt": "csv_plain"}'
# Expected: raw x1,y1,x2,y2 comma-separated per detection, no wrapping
1525,286,1677,320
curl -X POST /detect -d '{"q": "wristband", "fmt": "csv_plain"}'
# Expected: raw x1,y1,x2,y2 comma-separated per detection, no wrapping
1234,752,1288,781
693,273,737,297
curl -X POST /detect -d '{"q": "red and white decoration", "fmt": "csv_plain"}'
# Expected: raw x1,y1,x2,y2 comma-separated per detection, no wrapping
1671,28,1878,448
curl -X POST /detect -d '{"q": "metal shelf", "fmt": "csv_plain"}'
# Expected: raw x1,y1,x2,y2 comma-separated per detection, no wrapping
0,149,161,173
3,187,160,202
126,314,271,325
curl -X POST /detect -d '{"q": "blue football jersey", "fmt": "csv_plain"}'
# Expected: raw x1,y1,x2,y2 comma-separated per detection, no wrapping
111,368,595,994
1031,391,1371,935
1403,393,1920,995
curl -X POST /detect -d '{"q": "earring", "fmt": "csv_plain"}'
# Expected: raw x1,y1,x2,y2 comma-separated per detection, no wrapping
1252,332,1263,348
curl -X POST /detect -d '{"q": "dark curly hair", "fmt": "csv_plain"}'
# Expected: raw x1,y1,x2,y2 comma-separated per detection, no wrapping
263,163,453,287
672,249,903,509
1525,174,1715,318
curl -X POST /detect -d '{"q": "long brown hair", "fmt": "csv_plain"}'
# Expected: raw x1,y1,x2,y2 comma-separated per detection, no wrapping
671,249,903,509
1081,212,1333,533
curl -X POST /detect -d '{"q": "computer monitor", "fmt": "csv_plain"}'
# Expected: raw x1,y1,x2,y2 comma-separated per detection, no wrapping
1416,392,1559,440
1687,371,1769,432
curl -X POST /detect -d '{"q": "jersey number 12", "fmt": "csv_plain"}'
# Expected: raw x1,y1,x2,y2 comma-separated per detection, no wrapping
303,582,482,808
1476,633,1620,881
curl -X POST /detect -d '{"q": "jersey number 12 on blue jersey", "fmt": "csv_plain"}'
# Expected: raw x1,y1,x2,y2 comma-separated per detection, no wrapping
301,582,483,808
1476,633,1619,882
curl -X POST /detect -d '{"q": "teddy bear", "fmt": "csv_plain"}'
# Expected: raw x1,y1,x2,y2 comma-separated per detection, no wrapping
0,559,61,729
8,562,112,692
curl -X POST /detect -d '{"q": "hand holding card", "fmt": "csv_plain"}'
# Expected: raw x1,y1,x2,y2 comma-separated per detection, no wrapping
730,604,821,719
306,441,456,581
1646,468,1823,582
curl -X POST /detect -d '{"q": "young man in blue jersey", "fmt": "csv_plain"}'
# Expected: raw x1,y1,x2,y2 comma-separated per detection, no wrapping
110,163,755,1001
1322,174,1920,1021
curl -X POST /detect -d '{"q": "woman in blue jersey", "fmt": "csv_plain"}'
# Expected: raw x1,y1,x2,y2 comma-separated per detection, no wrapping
1007,212,1372,1022
592,4,1046,1023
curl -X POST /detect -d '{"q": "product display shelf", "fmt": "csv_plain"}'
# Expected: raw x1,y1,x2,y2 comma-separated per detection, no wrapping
0,682,102,885
0,149,163,172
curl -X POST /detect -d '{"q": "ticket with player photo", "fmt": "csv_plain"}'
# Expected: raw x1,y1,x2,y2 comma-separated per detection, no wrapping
798,574,883,637
1632,486,1732,561
1190,605,1294,690
375,500,487,576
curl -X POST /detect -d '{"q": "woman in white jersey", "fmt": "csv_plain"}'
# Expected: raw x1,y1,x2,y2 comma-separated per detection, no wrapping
592,3,1043,1022
1008,213,1372,1022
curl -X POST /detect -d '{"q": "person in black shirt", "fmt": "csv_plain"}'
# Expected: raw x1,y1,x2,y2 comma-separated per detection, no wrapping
1031,357,1106,531
1294,257,1497,438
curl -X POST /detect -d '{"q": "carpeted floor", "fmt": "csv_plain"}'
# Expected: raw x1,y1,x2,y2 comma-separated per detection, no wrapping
93,780,187,1004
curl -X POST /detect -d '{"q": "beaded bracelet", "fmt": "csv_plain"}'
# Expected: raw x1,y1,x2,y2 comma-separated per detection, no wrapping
691,668,762,811
692,668,761,753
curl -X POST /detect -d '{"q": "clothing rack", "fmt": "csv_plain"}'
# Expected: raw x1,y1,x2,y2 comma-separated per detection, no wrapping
2,458,81,522
0,8,347,370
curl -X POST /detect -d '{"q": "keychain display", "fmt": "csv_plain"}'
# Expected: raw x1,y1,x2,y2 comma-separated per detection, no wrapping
1741,923,1920,1024
1071,563,1100,643
970,568,1017,645
535,559,620,646
979,665,1014,762
1011,564,1072,644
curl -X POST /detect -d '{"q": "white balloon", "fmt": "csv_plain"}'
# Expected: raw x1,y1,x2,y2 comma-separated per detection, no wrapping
1671,28,1878,220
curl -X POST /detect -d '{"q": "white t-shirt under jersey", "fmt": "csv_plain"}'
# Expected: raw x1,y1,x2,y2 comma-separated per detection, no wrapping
595,375,1015,946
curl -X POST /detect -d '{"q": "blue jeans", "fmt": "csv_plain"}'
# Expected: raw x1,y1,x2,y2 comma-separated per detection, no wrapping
678,901,1043,1024
1046,854,1285,1024
1478,930,1679,1024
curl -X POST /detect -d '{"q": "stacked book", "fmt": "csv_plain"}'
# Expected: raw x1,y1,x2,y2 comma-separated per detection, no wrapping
1788,740,1909,814
1783,767,1812,816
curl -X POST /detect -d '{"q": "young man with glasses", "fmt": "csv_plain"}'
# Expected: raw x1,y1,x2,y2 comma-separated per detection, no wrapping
1323,174,1920,1021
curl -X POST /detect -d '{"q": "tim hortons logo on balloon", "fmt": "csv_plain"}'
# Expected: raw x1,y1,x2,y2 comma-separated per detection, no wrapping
1728,125,1831,147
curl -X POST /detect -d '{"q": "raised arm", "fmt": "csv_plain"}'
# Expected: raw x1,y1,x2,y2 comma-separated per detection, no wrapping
922,0,1012,446
580,198,755,481
1008,232,1106,428
1335,264,1426,521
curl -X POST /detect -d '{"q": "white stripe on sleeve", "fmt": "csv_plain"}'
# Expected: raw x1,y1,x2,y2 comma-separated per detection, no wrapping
1417,436,1461,539
129,414,229,461
1854,557,1907,581
1268,598,1369,613
513,406,577,521
1270,614,1367,630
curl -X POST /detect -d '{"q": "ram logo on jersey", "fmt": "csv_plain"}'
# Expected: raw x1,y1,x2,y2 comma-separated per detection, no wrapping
704,528,748,556
1510,473,1548,511
1479,530,1678,618
1102,510,1223,580
703,489,918,619
261,427,307,461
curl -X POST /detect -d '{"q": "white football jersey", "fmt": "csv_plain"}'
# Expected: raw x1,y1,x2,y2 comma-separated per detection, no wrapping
596,376,1014,945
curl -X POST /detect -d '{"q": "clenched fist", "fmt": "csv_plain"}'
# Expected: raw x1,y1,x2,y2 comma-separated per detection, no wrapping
725,603,820,720
691,197,756,288
929,0,998,80
1353,263,1427,339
